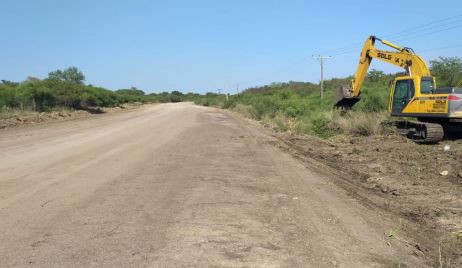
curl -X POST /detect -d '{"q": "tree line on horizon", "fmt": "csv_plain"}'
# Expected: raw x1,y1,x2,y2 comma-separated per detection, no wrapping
1,57,461,113
0,67,204,112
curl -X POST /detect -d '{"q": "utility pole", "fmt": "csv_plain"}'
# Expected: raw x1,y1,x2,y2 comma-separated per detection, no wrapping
218,89,222,95
312,55,332,100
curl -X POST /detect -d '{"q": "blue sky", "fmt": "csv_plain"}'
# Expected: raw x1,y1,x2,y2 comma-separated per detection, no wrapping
1,0,461,93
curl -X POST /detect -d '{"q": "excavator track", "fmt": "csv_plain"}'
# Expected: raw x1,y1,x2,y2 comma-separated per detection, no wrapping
395,121,444,143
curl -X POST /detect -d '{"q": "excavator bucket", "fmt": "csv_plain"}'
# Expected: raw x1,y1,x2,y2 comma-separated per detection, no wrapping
334,85,361,109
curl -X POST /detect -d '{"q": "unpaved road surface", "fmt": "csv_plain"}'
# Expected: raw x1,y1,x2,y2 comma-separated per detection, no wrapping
0,103,430,267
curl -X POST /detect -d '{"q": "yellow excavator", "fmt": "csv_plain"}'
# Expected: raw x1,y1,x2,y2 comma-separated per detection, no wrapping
335,35,462,142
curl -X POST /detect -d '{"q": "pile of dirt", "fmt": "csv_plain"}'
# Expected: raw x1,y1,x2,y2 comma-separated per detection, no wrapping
0,110,92,129
274,132,462,266
0,105,136,129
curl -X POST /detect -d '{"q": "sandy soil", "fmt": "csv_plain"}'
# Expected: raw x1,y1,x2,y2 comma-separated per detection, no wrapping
0,103,433,267
272,132,462,267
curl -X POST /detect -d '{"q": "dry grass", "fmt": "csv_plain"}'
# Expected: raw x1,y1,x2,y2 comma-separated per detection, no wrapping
439,232,462,267
260,112,293,132
329,110,390,136
0,107,35,120
231,103,391,138
231,104,254,119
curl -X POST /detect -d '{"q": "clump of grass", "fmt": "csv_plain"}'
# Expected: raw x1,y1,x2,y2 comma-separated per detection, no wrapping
438,232,462,268
1,107,29,120
231,104,254,119
292,118,312,135
275,113,293,132
330,110,389,136
263,112,291,132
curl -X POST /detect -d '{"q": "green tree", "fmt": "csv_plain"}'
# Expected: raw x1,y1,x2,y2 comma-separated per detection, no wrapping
367,69,386,82
169,91,184,102
0,84,19,107
115,87,145,96
18,81,55,112
48,67,86,84
1,80,19,87
430,57,462,87
115,87,145,103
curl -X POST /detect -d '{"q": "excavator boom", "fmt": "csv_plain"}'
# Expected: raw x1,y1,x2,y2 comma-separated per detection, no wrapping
335,36,431,108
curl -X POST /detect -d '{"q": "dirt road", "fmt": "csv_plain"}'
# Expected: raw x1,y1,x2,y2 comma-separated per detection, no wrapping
0,103,429,267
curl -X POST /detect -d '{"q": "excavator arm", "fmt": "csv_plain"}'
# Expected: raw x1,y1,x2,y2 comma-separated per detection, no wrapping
335,35,432,108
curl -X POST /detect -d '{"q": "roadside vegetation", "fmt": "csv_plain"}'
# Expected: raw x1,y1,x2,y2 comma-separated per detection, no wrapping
0,67,201,116
195,74,395,138
195,56,462,139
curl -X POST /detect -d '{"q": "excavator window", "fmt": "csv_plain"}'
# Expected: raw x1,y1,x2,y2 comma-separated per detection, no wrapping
421,78,434,94
392,79,415,114
394,80,415,100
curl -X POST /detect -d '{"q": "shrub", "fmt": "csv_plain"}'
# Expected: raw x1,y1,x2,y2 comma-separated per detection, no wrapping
0,84,19,108
292,119,311,134
356,92,387,112
261,112,289,132
285,106,298,118
222,99,236,109
310,113,332,138
232,104,253,118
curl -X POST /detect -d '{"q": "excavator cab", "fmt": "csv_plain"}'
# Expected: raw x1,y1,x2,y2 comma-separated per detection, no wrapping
389,77,415,116
387,76,441,116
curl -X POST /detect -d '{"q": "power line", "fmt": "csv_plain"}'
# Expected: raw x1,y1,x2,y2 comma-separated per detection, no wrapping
389,23,462,43
419,43,462,53
383,14,462,39
333,22,462,57
386,19,462,40
334,40,462,58
234,14,462,91
321,13,462,55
